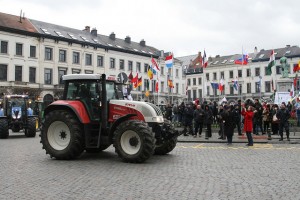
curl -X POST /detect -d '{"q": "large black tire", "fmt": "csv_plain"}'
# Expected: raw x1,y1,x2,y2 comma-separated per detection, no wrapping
0,118,9,139
113,120,155,163
85,144,111,153
25,117,36,137
154,137,177,155
40,110,84,160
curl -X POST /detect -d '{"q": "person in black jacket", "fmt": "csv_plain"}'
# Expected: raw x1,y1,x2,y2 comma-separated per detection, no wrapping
276,103,291,141
182,103,194,136
217,105,225,139
204,105,213,139
165,104,173,121
223,105,236,145
233,104,242,135
193,105,205,137
253,99,263,135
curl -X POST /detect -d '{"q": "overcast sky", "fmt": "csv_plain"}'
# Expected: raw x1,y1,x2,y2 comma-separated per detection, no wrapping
1,0,300,57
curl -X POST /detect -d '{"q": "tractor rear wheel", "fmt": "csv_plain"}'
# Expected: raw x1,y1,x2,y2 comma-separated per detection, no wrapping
40,110,84,160
25,117,36,137
154,137,177,155
113,120,155,163
0,118,9,139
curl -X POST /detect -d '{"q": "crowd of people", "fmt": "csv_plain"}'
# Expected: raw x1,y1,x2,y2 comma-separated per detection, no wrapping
163,98,296,146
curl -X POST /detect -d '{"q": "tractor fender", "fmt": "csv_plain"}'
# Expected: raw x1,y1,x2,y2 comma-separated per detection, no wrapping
109,114,137,140
44,101,90,124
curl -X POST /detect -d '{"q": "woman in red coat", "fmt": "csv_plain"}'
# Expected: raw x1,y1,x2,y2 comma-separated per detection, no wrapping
242,106,254,146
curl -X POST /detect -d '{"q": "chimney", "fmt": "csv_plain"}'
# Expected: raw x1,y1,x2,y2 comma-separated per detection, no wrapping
208,56,213,62
140,39,146,47
160,50,164,57
91,28,97,37
83,26,90,32
286,45,290,48
216,55,220,58
125,36,131,43
254,46,258,54
109,32,116,40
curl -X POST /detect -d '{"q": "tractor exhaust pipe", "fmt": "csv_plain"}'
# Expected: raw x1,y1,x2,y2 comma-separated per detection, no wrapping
101,74,107,133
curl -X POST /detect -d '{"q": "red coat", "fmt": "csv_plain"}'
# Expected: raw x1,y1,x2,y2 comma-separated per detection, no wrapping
242,110,254,132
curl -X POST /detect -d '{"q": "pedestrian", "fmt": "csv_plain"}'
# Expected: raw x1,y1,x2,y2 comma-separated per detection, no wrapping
165,104,173,121
276,103,291,141
271,104,279,135
242,105,254,146
253,99,263,135
233,104,242,135
178,102,185,127
287,101,293,113
222,105,235,145
172,103,179,126
193,104,204,137
262,105,271,134
296,107,300,126
217,105,225,139
182,102,194,136
204,104,213,139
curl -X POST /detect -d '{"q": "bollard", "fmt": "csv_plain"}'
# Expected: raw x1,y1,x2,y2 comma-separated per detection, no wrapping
267,128,272,140
205,128,209,139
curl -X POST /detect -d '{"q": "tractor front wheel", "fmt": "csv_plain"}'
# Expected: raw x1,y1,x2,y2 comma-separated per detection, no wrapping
40,110,84,160
154,137,177,155
113,120,155,163
0,118,9,139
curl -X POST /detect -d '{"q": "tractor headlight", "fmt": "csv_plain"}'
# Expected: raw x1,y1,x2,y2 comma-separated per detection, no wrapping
152,116,164,123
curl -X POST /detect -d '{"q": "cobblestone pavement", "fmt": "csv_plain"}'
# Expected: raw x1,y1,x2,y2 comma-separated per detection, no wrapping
0,133,300,200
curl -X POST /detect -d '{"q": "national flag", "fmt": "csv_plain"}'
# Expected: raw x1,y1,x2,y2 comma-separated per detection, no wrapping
235,54,249,65
132,73,138,88
210,82,219,89
232,78,239,91
266,50,276,75
147,66,153,80
219,78,224,91
151,57,160,71
293,61,300,72
202,50,208,68
168,79,174,88
137,77,142,87
165,54,173,68
155,82,159,92
290,84,294,97
128,71,133,80
145,90,150,97
149,65,157,75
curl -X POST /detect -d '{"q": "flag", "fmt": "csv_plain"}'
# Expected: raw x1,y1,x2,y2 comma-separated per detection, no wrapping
137,77,142,87
155,82,159,92
149,65,157,75
232,78,239,91
290,84,294,97
294,74,298,87
219,78,224,91
165,54,173,68
293,61,300,72
147,66,153,80
128,71,133,80
132,73,138,88
168,79,174,88
210,82,219,89
266,50,275,75
145,90,150,97
151,57,160,71
235,54,249,65
202,50,208,68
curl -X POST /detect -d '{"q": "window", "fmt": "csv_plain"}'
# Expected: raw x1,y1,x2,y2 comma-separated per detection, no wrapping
59,50,66,62
136,62,141,72
247,69,251,77
29,67,36,83
176,83,179,94
110,58,115,68
161,81,164,93
255,82,261,93
16,43,23,56
128,61,133,71
238,70,242,78
85,54,92,65
213,72,217,80
255,68,260,76
206,86,210,96
193,78,196,85
0,64,7,81
187,79,191,86
144,64,148,73
198,89,202,99
73,52,80,64
247,83,251,93
193,90,197,100
58,68,67,85
30,46,36,57
72,69,81,74
230,85,234,95
44,69,52,84
45,47,53,60
229,71,233,78
265,81,271,92
119,59,125,70
161,66,164,75
15,66,22,82
214,87,218,96
239,84,242,94
206,73,209,81
85,70,93,74
220,72,224,79
276,65,281,75
168,68,171,76
97,55,104,67
187,90,191,101
198,77,202,85
176,69,179,77
1,41,8,54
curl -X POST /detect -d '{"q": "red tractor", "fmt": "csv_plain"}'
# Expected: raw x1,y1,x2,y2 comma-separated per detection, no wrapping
40,74,179,163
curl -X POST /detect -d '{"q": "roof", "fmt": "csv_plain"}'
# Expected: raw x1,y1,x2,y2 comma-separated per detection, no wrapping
252,45,300,62
176,54,198,66
0,12,38,33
